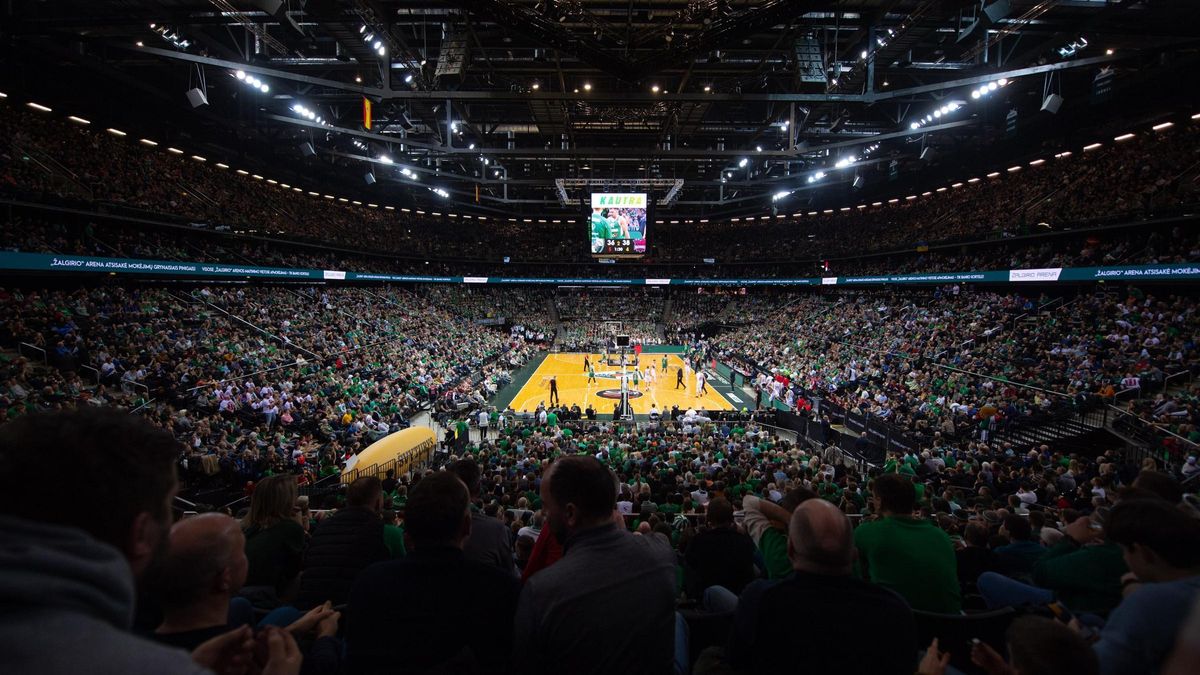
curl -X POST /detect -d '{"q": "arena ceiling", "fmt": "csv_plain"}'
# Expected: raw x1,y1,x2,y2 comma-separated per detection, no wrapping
2,0,1198,218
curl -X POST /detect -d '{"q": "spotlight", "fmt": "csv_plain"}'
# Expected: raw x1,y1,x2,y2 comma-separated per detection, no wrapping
235,70,246,80
531,81,540,90
703,84,712,92
755,145,762,152
379,155,392,164
987,82,998,91
583,82,592,91
651,84,660,93
971,90,981,99
737,158,748,168
910,122,920,129
377,46,386,56
260,83,269,93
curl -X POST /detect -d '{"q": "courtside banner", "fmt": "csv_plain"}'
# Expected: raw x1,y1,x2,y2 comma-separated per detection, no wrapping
5,252,1200,285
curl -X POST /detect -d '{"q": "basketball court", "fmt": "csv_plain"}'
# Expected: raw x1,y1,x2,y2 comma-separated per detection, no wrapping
507,351,739,414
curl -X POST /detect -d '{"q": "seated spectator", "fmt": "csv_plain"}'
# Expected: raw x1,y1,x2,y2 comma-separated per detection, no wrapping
450,459,517,576
1093,499,1200,674
729,499,916,674
242,474,306,607
513,455,675,675
979,510,1127,615
957,522,996,595
152,513,254,649
855,473,962,613
945,616,1099,675
346,471,519,675
993,514,1045,581
684,497,757,600
0,408,301,675
741,487,817,580
296,477,391,609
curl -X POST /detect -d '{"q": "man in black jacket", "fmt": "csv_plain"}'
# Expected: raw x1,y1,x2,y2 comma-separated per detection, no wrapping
346,472,520,675
684,497,756,599
728,498,916,674
296,477,392,609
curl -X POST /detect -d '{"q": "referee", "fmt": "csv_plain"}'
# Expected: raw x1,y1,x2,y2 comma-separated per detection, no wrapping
549,375,559,405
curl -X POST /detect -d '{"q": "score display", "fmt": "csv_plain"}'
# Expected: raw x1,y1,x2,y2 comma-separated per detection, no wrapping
588,192,648,257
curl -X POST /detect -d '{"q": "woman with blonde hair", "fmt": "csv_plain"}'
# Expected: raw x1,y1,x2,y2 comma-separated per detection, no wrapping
241,474,305,606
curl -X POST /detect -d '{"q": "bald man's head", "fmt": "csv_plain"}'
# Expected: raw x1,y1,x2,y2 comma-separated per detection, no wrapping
787,499,855,575
154,513,247,609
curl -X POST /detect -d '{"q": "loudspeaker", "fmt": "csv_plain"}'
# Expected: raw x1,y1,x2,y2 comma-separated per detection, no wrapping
299,142,317,157
920,147,934,161
364,172,376,185
615,335,630,348
1041,93,1063,114
185,87,208,108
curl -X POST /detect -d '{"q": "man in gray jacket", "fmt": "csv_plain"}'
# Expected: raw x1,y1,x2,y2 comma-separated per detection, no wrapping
513,455,676,675
450,459,518,576
0,408,301,675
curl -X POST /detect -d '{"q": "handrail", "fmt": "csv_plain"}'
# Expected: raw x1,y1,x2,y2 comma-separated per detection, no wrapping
832,338,1070,400
1108,403,1200,450
129,397,155,414
183,291,322,362
18,341,47,365
186,358,311,393
79,364,100,385
1163,369,1192,393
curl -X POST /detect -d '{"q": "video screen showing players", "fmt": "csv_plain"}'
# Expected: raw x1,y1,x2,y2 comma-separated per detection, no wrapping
589,193,648,257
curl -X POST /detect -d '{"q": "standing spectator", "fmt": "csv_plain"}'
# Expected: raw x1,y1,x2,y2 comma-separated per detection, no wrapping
0,408,302,675
450,459,518,576
513,456,675,675
728,499,916,674
296,477,391,609
684,497,757,600
346,472,519,675
854,473,962,613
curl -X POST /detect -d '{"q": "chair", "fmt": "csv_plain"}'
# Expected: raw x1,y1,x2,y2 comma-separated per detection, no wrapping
913,607,1020,675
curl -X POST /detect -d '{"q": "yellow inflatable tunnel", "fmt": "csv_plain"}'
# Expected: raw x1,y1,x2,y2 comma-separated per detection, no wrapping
341,427,437,483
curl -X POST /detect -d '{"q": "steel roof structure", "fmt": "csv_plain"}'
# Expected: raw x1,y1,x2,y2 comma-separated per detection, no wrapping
2,0,1197,217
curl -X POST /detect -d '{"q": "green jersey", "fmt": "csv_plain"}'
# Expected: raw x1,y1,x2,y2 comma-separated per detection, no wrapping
590,212,608,239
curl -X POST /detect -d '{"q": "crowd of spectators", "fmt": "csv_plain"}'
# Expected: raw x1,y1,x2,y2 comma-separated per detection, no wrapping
4,100,1197,270
0,281,544,494
4,401,1199,675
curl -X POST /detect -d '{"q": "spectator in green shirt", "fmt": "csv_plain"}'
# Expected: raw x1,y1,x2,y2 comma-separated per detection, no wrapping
854,473,961,613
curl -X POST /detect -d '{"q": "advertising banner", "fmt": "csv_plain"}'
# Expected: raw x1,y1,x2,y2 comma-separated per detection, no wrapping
3,252,1199,287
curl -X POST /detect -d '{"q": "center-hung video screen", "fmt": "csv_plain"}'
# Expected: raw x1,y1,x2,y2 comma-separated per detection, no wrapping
588,192,648,257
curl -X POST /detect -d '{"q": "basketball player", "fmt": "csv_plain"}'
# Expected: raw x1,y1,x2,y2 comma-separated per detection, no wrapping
696,370,708,398
632,368,642,391
590,207,608,253
549,375,559,406
587,362,597,384
647,363,656,385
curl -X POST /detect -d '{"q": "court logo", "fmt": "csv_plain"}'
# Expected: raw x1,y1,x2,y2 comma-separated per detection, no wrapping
596,389,644,400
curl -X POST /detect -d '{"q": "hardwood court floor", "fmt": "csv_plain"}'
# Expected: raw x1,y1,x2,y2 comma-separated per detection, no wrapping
508,352,737,414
